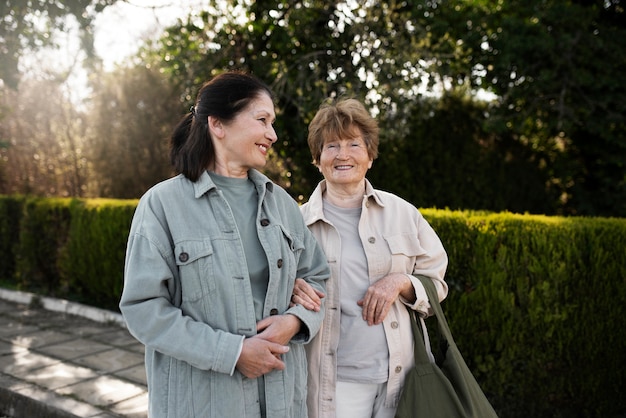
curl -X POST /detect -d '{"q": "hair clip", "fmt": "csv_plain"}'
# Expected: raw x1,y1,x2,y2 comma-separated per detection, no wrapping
190,105,196,116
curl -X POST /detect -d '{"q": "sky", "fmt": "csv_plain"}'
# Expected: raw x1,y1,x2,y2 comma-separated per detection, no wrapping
93,0,211,69
34,0,212,103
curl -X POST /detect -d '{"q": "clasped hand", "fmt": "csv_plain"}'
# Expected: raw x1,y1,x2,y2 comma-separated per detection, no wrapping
235,313,301,379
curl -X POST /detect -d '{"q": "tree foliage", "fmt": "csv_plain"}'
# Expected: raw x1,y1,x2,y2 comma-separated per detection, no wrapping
143,0,625,216
87,65,179,198
0,79,88,196
1,0,624,217
0,0,119,89
142,0,452,199
370,90,556,214
421,0,626,215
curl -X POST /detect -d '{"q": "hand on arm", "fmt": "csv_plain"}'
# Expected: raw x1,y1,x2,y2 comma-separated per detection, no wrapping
290,277,325,312
357,273,415,326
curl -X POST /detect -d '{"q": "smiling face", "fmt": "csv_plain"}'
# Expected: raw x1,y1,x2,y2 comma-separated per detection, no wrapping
209,92,277,177
318,125,373,190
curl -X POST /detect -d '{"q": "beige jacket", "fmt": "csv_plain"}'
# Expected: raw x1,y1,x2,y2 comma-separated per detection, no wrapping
300,179,449,418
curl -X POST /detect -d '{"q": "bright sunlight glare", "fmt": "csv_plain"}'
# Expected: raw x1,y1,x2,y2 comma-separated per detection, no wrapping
19,0,214,104
93,0,213,71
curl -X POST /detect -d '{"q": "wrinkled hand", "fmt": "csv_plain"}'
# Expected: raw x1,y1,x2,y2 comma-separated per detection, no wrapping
256,314,302,346
236,336,288,379
290,278,325,312
236,314,302,379
357,273,413,326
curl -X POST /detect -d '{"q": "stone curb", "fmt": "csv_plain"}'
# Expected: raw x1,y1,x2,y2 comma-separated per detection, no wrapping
0,288,125,327
0,378,83,418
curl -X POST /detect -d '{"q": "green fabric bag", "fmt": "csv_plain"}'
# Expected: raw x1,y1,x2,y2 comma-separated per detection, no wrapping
395,276,499,418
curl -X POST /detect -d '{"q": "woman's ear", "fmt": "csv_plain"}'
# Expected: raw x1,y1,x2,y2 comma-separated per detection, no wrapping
208,116,225,139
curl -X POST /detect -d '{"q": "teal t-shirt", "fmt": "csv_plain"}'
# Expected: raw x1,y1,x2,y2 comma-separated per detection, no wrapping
209,172,269,321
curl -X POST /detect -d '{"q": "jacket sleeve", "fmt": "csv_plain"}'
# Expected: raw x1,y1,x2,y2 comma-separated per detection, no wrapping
284,219,329,344
403,209,449,316
119,198,244,375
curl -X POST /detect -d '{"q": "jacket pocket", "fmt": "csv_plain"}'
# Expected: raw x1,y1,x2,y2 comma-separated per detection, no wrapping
384,233,427,273
279,225,305,254
384,233,426,256
175,239,214,302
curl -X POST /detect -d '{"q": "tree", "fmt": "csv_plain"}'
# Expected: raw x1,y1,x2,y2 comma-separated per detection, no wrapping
139,0,626,216
0,78,88,196
0,0,118,89
3,0,620,216
87,65,180,198
0,0,120,195
370,89,555,214
420,0,626,215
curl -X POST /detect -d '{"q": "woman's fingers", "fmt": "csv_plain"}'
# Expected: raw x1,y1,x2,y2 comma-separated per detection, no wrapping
292,278,325,311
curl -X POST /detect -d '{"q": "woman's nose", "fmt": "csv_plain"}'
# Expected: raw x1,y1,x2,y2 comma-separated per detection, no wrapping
267,125,278,143
335,145,349,159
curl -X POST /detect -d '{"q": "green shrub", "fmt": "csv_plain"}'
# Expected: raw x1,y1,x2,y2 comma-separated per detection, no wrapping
58,198,137,311
0,195,24,281
422,211,626,418
13,197,73,294
1,196,136,310
1,195,625,417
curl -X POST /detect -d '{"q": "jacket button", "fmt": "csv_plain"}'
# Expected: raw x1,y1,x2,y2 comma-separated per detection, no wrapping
270,308,279,315
395,365,402,373
277,259,283,268
179,252,189,262
368,237,376,244
260,219,270,226
391,321,399,329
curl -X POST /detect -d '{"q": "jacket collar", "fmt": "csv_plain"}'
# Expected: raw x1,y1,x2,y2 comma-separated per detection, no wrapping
192,169,274,199
303,178,384,225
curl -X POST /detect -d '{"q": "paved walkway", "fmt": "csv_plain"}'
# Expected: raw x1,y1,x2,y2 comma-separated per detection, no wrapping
0,289,147,418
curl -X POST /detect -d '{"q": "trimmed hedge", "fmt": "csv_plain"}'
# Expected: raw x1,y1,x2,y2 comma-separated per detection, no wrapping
0,196,624,417
0,195,23,280
14,197,72,294
58,198,138,311
423,211,626,418
0,196,137,311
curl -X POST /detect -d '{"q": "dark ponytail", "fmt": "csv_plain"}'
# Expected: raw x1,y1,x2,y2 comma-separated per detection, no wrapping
170,111,215,181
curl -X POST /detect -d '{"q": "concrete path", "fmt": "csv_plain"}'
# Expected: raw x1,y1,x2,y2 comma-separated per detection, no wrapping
0,290,147,418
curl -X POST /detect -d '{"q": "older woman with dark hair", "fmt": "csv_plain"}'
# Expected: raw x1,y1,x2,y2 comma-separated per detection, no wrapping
120,71,329,418
292,98,449,418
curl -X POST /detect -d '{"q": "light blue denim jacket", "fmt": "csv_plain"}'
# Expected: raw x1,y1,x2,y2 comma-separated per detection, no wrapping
120,170,329,418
